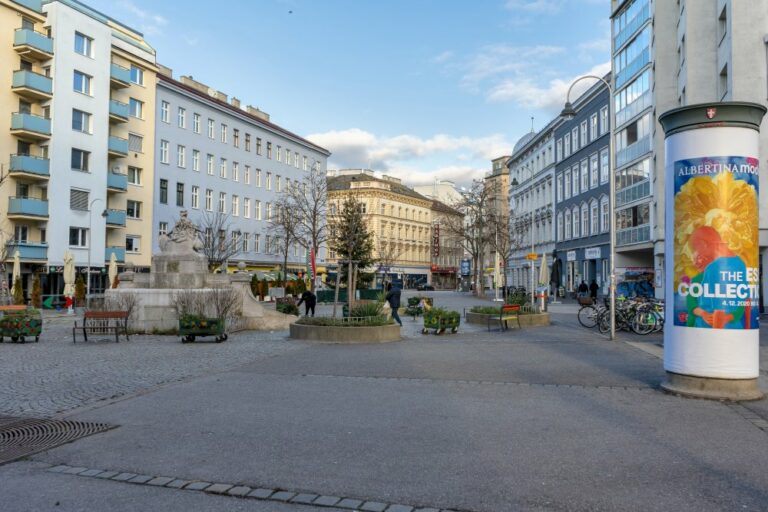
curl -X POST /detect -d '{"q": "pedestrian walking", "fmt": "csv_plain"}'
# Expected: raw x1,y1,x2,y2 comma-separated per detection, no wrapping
577,280,589,297
385,282,402,326
296,289,316,317
589,279,599,300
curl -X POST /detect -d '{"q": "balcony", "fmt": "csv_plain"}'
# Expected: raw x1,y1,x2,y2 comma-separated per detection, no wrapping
6,242,47,261
9,154,49,180
13,28,52,60
616,180,651,208
616,47,650,89
108,135,129,157
7,196,48,219
10,112,51,141
110,63,130,88
616,136,652,168
616,224,651,247
12,69,52,100
615,90,652,128
107,172,128,191
105,246,126,263
109,99,129,123
105,209,126,227
614,3,650,50
11,0,43,13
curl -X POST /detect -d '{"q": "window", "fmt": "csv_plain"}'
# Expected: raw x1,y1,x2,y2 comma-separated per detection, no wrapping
572,207,580,238
160,140,169,164
219,158,227,178
69,227,88,247
159,179,168,204
255,200,261,220
265,235,271,254
126,200,142,219
564,171,571,200
556,174,563,202
580,121,588,146
128,166,141,185
72,109,91,133
581,160,589,191
205,189,213,211
176,183,184,207
555,139,563,162
600,149,609,184
590,114,598,140
565,209,572,239
564,133,571,157
129,133,143,153
600,196,609,232
71,149,89,171
74,32,92,57
266,202,272,220
266,172,272,190
572,165,580,196
242,233,249,252
191,186,199,209
244,166,251,184
233,129,240,148
615,112,651,151
556,212,563,241
129,98,143,119
192,150,200,172
590,200,599,235
232,195,239,216
245,133,251,151
590,154,598,188
69,189,88,211
600,106,609,135
295,152,300,168
276,175,281,192
571,127,579,152
233,162,239,182
207,154,214,175
276,145,282,162
126,236,140,253
718,63,728,99
221,124,228,143
581,203,589,237
73,71,91,94
130,65,144,85
177,145,186,168
158,222,168,236
161,101,169,123
177,107,186,128
244,198,251,218
256,137,262,155
303,156,308,170
218,192,226,213
256,169,262,187
208,118,215,139
267,142,272,159
193,113,201,133
254,234,260,253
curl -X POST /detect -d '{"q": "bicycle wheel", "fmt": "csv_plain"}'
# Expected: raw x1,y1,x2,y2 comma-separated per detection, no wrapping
631,309,656,335
597,310,611,334
578,305,598,328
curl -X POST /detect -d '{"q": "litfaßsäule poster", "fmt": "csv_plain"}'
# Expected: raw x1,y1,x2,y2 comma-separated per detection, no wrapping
673,156,759,329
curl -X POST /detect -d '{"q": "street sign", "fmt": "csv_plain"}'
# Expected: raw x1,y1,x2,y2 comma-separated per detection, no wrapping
526,253,538,260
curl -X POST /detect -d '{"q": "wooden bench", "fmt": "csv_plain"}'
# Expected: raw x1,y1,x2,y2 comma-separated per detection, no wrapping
0,305,27,313
73,310,129,343
488,304,521,332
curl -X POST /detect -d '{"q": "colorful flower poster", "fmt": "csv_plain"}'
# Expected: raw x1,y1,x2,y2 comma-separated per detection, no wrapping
673,156,759,329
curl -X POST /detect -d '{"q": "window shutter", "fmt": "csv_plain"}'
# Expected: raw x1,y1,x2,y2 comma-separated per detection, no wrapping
70,189,89,210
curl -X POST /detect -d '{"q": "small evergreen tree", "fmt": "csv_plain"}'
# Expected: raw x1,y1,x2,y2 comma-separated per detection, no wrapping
31,275,41,308
261,277,269,299
12,277,24,305
250,274,259,296
75,274,86,307
330,196,375,304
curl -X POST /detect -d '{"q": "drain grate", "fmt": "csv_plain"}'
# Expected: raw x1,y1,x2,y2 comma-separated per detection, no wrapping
0,415,115,465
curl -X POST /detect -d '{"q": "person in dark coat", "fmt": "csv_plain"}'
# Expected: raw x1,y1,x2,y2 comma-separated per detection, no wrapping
296,289,316,317
577,281,589,297
385,282,402,326
589,279,599,300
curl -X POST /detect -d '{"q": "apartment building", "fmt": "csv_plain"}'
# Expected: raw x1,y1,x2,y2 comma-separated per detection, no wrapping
326,170,433,288
506,122,556,291
552,79,611,296
153,70,330,272
611,0,768,303
1,0,156,300
483,156,510,289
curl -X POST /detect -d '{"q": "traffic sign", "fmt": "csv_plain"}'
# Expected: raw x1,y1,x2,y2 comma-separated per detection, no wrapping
526,253,538,260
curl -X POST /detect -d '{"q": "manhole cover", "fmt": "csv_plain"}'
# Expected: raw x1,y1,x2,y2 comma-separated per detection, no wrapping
0,415,115,465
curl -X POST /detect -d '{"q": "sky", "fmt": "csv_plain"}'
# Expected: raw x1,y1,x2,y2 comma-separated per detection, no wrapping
87,0,611,188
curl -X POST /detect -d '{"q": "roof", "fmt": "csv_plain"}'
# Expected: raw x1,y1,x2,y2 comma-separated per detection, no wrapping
326,174,431,203
513,131,537,153
157,74,331,156
431,200,463,217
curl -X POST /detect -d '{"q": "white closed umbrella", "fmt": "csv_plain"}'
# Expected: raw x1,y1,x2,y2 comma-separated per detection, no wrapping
10,250,20,297
108,252,118,289
63,250,75,297
538,253,549,287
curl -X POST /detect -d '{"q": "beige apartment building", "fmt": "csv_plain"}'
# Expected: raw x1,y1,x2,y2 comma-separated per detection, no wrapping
327,169,433,288
483,156,510,289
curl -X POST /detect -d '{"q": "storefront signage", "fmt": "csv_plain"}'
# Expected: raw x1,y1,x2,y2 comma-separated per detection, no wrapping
460,259,471,276
566,251,577,262
585,247,601,260
432,224,440,258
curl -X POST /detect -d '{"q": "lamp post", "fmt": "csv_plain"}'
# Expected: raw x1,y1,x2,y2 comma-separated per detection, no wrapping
86,198,108,309
561,74,616,341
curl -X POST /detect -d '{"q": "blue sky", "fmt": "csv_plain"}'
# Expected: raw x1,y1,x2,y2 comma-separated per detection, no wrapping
87,0,610,186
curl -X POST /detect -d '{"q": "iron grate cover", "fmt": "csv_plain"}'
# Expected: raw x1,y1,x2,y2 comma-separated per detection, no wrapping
0,415,116,465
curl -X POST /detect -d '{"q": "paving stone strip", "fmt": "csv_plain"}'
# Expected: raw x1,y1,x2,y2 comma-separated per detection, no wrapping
724,402,768,433
44,463,472,512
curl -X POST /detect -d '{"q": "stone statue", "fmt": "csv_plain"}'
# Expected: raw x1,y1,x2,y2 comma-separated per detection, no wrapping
160,211,203,254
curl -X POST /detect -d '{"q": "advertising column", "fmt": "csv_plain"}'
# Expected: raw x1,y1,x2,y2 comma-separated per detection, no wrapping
659,102,766,400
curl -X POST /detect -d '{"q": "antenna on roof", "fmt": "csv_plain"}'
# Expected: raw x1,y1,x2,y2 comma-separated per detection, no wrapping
530,116,535,132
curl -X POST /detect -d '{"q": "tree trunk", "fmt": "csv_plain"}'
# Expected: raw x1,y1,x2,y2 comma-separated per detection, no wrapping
332,264,341,318
347,261,354,310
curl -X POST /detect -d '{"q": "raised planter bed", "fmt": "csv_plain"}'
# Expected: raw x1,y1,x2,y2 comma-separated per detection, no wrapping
466,311,551,327
289,322,401,343
179,315,227,343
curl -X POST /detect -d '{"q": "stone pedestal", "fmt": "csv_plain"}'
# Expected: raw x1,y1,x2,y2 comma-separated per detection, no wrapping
150,253,209,289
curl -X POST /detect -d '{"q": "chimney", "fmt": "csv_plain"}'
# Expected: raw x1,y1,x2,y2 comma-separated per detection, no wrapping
246,105,270,121
231,97,241,109
214,91,228,103
157,63,173,77
180,75,210,95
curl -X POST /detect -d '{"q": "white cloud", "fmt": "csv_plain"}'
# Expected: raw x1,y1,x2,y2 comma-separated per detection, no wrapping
307,129,513,187
118,0,167,35
431,51,454,64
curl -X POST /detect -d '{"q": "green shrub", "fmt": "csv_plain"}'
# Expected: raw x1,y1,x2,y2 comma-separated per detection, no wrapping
277,303,299,315
296,316,392,327
75,274,86,307
505,291,527,306
350,301,383,318
12,277,24,305
470,306,503,315
30,276,41,308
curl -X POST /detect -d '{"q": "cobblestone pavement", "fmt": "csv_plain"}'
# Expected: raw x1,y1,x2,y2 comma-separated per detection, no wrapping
0,314,299,418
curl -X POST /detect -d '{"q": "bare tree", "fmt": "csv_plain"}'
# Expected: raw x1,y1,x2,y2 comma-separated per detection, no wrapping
441,180,494,296
375,239,402,285
194,211,241,272
486,208,518,292
283,161,327,290
268,194,301,287
0,170,11,305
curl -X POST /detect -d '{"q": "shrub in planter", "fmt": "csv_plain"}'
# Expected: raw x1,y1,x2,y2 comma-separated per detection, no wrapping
30,276,42,309
422,307,460,334
276,297,299,315
350,301,383,318
296,316,392,327
74,274,86,307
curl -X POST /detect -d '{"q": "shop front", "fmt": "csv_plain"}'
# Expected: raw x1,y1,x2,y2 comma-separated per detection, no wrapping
555,245,610,298
430,265,458,290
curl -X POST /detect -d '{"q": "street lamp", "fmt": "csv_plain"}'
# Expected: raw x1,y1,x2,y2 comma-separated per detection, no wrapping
86,198,108,309
561,74,616,341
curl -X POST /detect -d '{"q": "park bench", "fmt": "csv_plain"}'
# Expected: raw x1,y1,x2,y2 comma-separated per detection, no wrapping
0,305,43,343
73,310,129,343
488,304,521,332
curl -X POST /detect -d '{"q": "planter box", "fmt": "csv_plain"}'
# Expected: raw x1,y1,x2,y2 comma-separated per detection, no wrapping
178,315,227,342
466,311,551,327
289,322,401,343
422,310,460,334
0,309,42,343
